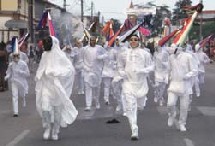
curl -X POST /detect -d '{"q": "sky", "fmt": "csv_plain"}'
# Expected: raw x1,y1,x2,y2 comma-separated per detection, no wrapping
50,0,215,22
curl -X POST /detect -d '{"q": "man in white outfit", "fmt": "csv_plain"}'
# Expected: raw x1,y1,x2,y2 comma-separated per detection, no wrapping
35,36,78,140
5,37,30,117
73,40,84,94
102,44,117,105
82,36,107,110
118,34,154,140
153,46,169,106
195,44,210,85
167,45,196,132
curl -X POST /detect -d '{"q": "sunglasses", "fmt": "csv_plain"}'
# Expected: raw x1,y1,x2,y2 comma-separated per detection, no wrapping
130,38,139,42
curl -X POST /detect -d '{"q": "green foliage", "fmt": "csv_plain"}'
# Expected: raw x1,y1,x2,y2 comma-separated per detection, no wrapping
172,0,192,25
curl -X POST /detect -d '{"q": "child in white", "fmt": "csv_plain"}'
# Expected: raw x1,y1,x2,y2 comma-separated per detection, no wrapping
5,52,30,117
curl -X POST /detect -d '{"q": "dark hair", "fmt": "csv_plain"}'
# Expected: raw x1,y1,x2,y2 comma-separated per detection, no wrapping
43,36,52,51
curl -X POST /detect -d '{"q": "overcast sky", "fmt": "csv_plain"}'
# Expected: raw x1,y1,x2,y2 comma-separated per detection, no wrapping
50,0,215,22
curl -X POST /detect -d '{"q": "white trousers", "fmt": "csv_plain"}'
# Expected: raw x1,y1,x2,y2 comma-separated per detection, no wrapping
42,106,61,134
102,77,112,102
84,82,100,107
198,72,205,84
154,82,166,101
11,82,26,114
124,93,138,132
167,92,189,125
75,71,84,94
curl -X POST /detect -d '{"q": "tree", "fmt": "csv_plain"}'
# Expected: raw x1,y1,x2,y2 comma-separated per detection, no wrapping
172,0,192,25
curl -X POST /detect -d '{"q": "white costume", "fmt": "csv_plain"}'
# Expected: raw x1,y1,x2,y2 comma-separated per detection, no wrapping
5,59,30,115
73,46,84,94
102,46,116,104
35,36,78,140
82,44,107,110
112,45,127,112
196,46,210,84
9,51,29,64
118,47,153,139
153,47,169,106
167,46,196,132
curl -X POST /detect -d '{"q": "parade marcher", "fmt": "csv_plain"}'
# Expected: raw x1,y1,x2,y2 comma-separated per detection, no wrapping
167,45,196,132
118,34,154,140
195,44,210,85
73,40,84,95
35,36,78,140
0,42,8,91
112,38,127,113
153,46,169,106
9,49,29,64
102,43,117,105
185,44,199,111
82,36,107,111
62,45,75,64
4,37,30,117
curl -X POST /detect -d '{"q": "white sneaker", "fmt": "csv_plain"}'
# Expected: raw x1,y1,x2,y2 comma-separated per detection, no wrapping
154,97,158,103
96,102,100,109
52,133,59,140
168,117,174,127
115,105,121,112
159,100,164,106
179,124,187,132
43,128,51,140
84,106,91,111
131,126,139,141
196,93,200,97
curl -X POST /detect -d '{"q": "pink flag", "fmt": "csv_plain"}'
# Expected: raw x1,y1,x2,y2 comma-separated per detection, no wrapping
138,26,151,36
48,12,55,36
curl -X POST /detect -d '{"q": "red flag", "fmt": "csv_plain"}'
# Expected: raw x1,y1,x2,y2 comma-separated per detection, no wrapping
48,12,55,36
138,26,151,36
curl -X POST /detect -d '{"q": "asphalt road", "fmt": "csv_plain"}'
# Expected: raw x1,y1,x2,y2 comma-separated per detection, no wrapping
0,63,215,146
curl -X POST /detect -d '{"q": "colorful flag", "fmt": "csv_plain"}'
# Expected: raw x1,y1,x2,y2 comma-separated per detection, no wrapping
198,34,215,48
172,3,204,46
108,24,124,47
138,26,151,36
47,12,55,36
37,11,55,36
18,33,30,48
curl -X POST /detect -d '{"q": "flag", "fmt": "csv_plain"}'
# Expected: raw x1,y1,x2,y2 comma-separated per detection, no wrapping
108,24,124,47
37,11,48,29
138,26,151,36
47,12,55,36
198,34,215,48
118,22,143,42
11,37,19,54
158,30,179,47
102,20,114,38
18,33,30,48
88,22,97,33
171,3,204,46
37,11,55,36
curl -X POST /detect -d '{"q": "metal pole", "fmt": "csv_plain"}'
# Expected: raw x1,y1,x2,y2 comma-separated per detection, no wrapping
28,0,34,43
81,0,84,22
91,1,94,22
199,0,203,40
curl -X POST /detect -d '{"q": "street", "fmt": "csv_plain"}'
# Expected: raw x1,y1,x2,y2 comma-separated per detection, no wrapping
0,64,215,146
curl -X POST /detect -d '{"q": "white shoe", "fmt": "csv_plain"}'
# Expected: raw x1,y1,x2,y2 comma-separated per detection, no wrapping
179,124,187,132
168,117,174,127
96,102,100,109
196,93,200,97
159,100,164,106
84,106,91,111
115,105,121,112
131,126,139,141
43,128,51,140
52,133,59,140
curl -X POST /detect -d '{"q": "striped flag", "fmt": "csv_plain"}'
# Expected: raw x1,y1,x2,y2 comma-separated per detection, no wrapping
18,33,30,48
37,11,55,36
198,34,215,48
172,3,204,46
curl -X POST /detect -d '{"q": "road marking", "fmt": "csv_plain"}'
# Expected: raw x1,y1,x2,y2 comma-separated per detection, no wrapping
184,138,195,146
197,106,215,116
6,130,30,146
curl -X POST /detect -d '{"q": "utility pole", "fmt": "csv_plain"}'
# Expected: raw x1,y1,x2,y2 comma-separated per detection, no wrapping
199,0,203,40
28,0,34,43
63,0,67,11
91,1,94,22
81,0,84,22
